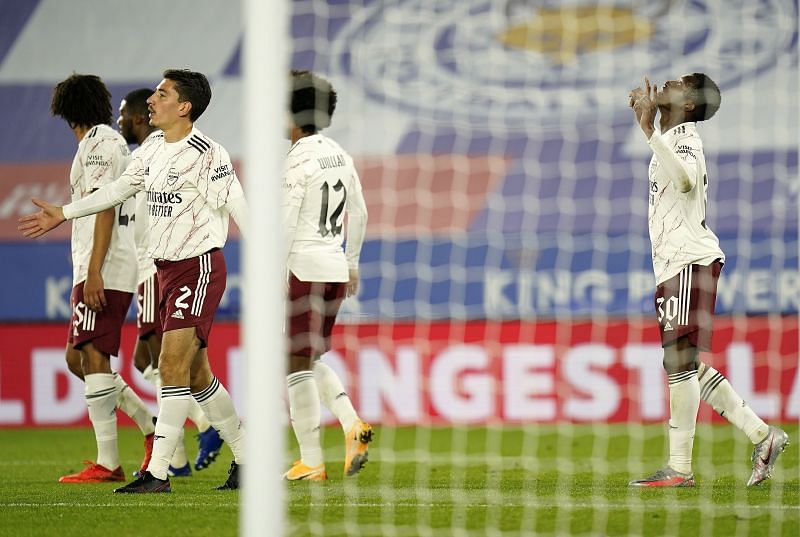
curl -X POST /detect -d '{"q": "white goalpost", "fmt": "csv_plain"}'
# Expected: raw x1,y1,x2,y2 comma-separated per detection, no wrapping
242,0,288,535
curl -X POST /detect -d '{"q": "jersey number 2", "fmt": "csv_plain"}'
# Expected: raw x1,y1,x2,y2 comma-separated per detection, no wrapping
318,179,347,237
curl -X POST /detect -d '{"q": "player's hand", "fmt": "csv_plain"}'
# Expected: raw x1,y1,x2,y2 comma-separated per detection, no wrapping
18,198,67,238
346,268,360,298
632,77,657,139
84,271,107,312
628,86,645,108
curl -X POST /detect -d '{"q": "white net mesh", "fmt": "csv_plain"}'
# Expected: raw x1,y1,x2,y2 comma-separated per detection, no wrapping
288,0,798,535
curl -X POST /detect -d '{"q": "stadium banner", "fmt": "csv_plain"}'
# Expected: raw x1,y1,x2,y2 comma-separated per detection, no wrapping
0,236,796,321
0,318,795,428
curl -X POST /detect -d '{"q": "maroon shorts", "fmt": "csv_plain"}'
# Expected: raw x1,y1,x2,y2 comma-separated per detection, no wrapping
155,249,226,348
287,273,346,358
137,273,162,340
68,282,133,356
654,261,722,351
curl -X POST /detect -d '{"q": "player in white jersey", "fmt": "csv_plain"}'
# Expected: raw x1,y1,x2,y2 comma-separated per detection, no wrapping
47,74,156,485
628,74,789,487
282,71,372,481
20,70,248,493
117,88,224,478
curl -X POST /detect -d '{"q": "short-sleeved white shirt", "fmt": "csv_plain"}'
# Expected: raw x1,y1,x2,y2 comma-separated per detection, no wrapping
69,124,137,291
119,127,245,261
282,134,367,282
648,123,725,284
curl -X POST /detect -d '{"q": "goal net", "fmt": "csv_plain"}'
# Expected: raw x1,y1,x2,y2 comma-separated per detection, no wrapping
287,0,798,535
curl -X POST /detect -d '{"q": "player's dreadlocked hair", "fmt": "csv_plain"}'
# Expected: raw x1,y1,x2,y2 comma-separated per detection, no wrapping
50,74,112,128
290,70,337,134
163,69,212,122
686,73,721,121
123,88,153,119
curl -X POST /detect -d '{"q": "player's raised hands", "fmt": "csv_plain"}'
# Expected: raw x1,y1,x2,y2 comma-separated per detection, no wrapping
18,198,67,238
632,76,658,139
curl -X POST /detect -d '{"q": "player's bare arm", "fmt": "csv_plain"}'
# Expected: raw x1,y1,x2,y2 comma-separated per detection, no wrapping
84,207,115,312
631,76,657,140
18,198,66,238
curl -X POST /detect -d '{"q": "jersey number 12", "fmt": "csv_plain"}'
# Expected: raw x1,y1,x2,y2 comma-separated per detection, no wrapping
318,179,347,237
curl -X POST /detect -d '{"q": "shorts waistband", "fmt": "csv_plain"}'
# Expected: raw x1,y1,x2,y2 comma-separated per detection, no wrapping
154,247,221,267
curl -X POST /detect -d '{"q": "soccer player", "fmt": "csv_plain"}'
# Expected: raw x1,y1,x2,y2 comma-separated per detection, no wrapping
117,88,225,477
48,74,157,484
20,69,247,493
282,70,373,481
627,75,789,487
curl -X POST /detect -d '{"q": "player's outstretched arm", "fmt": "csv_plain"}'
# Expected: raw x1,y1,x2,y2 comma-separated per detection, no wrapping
18,198,66,238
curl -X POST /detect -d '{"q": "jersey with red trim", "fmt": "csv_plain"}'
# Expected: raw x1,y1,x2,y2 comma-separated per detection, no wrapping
69,124,137,291
647,122,725,284
282,134,367,282
119,127,245,261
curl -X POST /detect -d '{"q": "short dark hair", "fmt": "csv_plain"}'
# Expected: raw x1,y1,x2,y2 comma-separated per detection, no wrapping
50,74,112,128
685,73,721,121
162,69,212,122
290,70,337,134
123,88,153,119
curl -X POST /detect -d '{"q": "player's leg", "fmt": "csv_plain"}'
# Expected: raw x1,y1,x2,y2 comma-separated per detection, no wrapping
284,276,326,481
60,284,129,484
314,280,372,476
65,344,84,380
189,347,245,489
58,342,125,483
697,361,789,485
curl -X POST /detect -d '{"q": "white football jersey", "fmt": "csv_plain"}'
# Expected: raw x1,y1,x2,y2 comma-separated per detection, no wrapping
282,134,368,282
647,122,725,284
114,127,245,261
131,132,161,283
69,124,137,291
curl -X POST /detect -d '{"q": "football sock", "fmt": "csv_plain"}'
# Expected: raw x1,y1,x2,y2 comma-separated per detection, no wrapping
667,371,700,474
698,362,769,444
85,373,119,470
313,360,358,432
187,397,212,433
170,428,189,468
193,377,245,463
113,372,155,436
148,386,192,480
287,371,323,467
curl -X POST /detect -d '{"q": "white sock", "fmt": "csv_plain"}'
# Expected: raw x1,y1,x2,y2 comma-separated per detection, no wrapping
698,363,769,444
193,377,245,463
170,428,189,468
313,360,358,432
287,371,323,467
85,373,119,470
188,398,212,433
148,386,192,480
667,371,700,474
142,364,156,386
113,373,155,436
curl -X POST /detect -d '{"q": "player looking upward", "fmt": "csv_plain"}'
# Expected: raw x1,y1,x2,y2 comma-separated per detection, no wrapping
282,70,373,481
117,88,224,478
628,74,789,487
20,69,247,493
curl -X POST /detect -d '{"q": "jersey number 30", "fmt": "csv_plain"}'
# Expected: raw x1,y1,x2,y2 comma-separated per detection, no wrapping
318,179,347,237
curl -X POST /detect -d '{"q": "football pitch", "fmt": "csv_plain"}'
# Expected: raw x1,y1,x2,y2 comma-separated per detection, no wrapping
0,424,797,536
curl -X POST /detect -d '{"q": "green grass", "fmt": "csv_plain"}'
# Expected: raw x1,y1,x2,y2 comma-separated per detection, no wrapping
0,424,797,536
